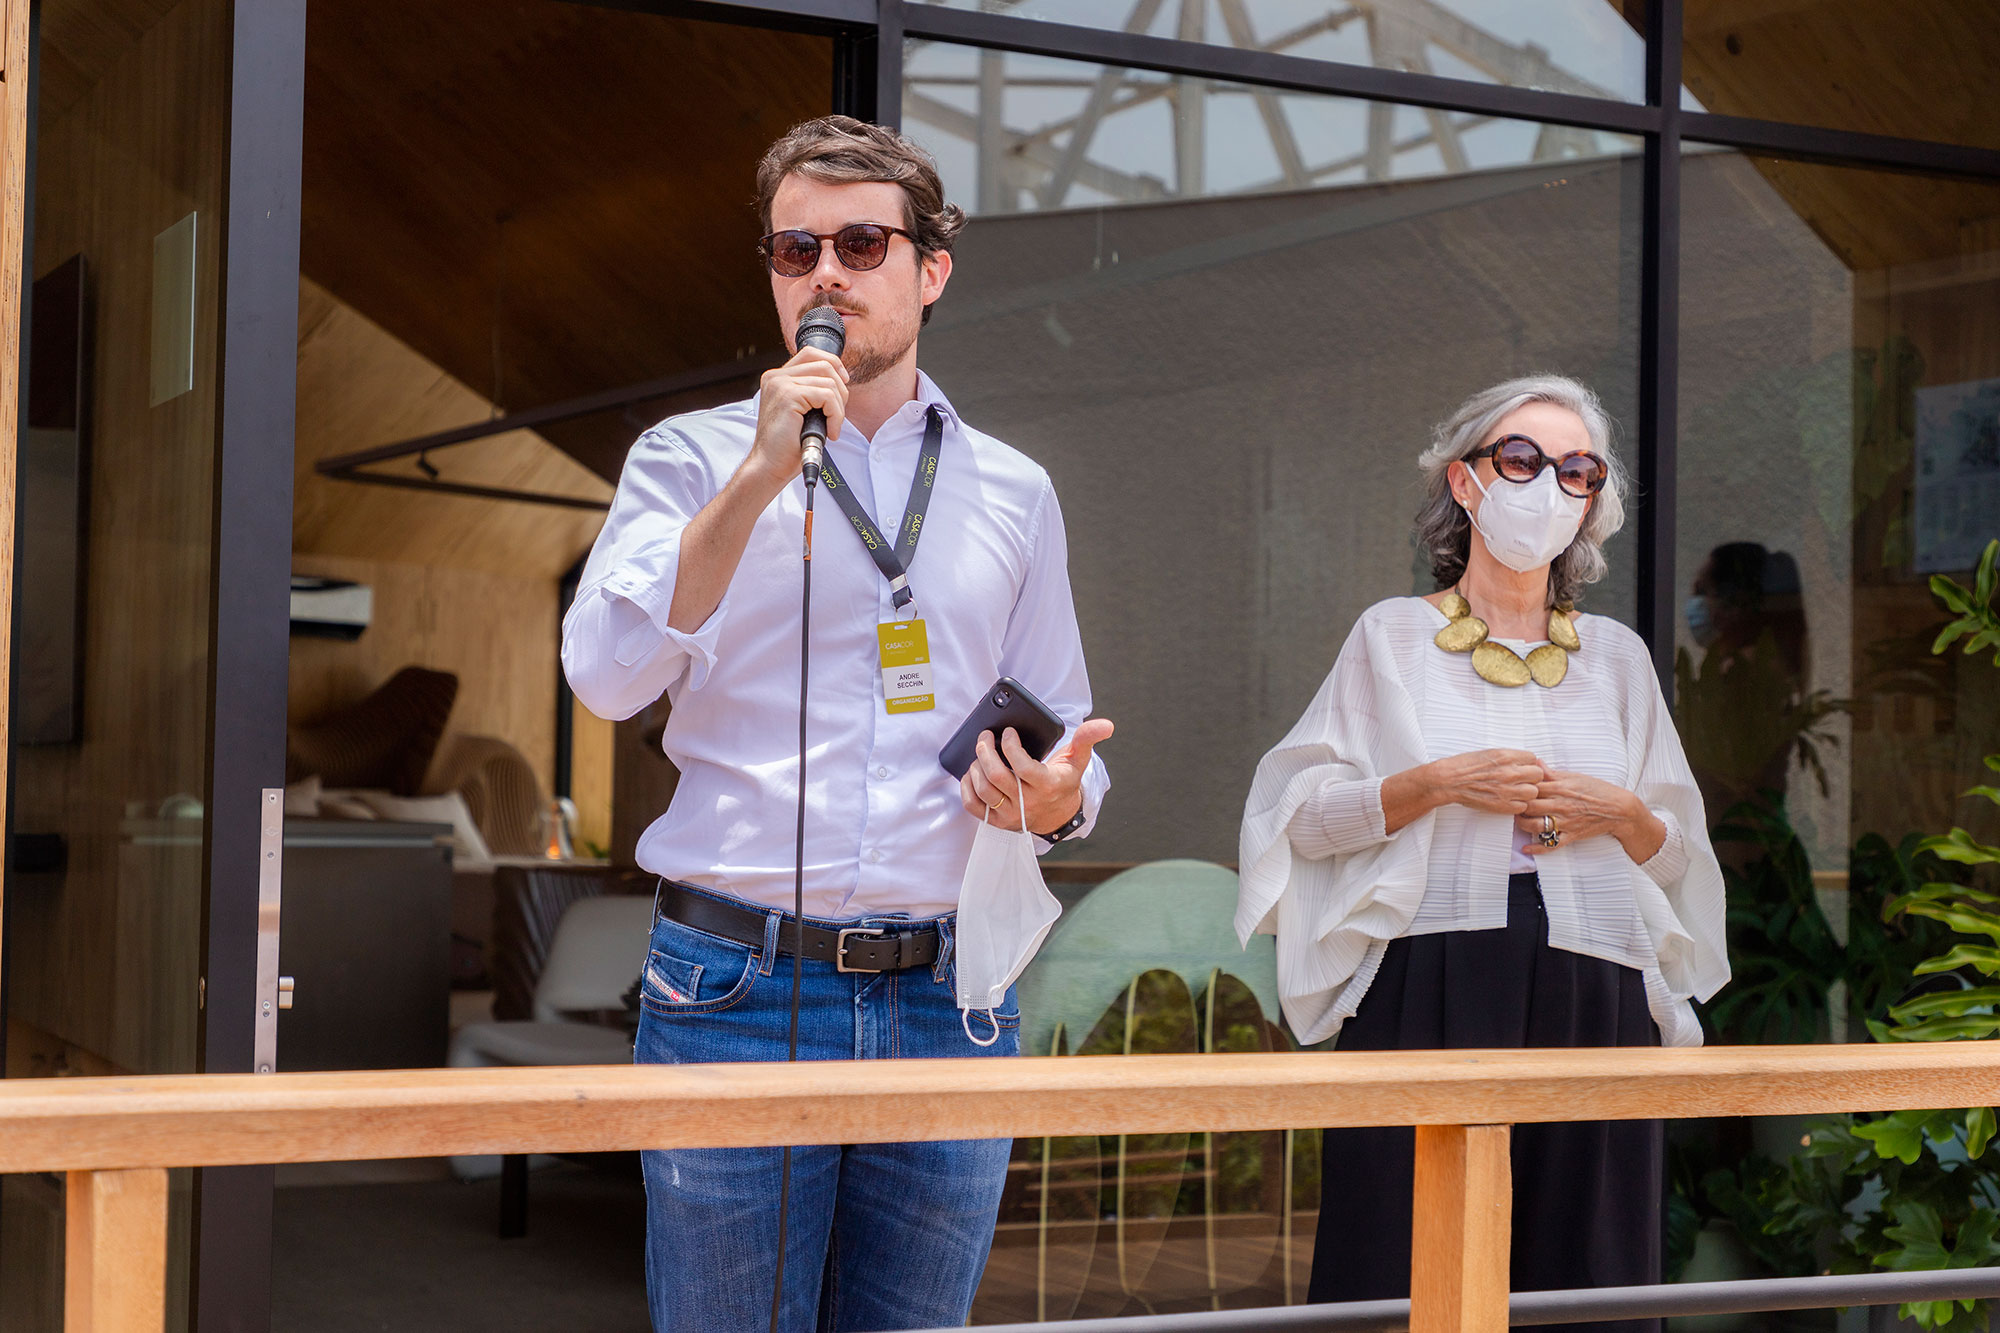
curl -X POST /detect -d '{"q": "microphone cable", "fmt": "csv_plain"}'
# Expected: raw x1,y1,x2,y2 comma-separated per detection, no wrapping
769,464,817,1333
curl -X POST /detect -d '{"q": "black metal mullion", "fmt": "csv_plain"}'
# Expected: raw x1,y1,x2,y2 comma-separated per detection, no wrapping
1684,110,2000,182
901,3,1660,137
833,22,880,121
564,0,873,32
1635,0,1682,687
874,0,904,130
194,0,308,1326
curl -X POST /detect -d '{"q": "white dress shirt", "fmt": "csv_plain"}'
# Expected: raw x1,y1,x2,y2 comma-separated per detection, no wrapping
1237,597,1728,1047
563,372,1109,919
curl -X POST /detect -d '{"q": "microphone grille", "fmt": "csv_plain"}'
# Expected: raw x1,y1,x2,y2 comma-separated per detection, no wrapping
795,305,847,356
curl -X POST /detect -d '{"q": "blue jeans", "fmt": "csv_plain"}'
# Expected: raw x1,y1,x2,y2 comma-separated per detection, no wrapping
635,884,1020,1332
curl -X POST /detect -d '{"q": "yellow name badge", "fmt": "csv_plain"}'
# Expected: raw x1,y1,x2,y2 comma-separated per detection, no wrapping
877,619,936,714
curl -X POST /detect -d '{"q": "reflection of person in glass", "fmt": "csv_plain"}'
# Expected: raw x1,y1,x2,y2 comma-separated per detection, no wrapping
1681,542,1811,817
1238,376,1728,1327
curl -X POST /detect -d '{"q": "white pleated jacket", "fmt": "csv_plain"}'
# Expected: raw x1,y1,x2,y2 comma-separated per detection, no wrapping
1237,597,1729,1047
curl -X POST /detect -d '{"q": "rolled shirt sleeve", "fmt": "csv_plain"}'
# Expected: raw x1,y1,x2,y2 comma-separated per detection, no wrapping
561,428,727,722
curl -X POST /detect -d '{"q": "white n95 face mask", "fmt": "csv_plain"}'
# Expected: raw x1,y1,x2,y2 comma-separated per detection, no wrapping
1464,465,1589,573
953,774,1062,1047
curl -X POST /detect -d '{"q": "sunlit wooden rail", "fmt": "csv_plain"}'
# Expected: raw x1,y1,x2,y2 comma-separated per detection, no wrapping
13,1043,2000,1332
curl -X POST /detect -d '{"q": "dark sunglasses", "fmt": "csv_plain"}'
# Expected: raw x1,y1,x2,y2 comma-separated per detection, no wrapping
757,223,917,278
1467,434,1608,499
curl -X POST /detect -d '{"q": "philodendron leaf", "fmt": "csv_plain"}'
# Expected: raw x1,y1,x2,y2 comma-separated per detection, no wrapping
1914,944,2000,977
1986,754,2000,775
1968,1108,1997,1159
1964,785,2000,808
1932,578,1975,616
1884,1015,2000,1042
1935,617,1982,654
1879,1200,1949,1263
1857,1113,1948,1164
1899,902,2000,941
1891,986,2000,1020
1922,829,2000,867
1889,882,2000,913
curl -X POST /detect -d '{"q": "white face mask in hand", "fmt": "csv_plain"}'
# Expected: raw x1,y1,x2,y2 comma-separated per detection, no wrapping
953,773,1062,1047
1463,466,1588,574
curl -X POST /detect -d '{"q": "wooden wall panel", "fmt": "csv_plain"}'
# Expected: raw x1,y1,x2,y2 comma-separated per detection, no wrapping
569,694,613,858
8,0,228,1084
0,0,33,976
289,553,563,799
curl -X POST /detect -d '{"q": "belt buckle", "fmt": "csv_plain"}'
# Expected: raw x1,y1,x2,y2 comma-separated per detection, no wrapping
836,927,891,973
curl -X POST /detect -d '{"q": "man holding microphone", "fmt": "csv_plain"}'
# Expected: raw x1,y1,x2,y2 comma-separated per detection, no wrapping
562,116,1112,1331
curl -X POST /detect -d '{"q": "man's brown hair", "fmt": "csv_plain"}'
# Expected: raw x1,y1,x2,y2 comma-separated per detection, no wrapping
755,116,966,324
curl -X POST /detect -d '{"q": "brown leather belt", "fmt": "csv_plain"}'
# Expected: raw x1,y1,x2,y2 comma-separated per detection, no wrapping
655,878,942,974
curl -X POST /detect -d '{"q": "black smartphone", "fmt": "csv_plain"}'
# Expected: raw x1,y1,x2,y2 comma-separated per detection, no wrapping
938,677,1066,781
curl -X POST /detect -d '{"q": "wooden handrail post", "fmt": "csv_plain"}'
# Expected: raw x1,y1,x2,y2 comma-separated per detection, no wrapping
64,1168,168,1333
1411,1123,1511,1333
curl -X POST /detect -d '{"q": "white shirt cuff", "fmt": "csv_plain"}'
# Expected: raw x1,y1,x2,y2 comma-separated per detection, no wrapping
1638,808,1689,887
1286,775,1388,860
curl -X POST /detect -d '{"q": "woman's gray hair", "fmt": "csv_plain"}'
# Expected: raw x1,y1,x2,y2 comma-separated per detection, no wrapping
1413,374,1628,608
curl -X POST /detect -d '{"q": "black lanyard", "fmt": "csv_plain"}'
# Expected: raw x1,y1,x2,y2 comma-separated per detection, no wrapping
817,405,943,611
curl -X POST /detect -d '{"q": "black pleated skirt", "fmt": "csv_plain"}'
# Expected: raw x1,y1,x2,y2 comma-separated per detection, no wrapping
1310,873,1664,1333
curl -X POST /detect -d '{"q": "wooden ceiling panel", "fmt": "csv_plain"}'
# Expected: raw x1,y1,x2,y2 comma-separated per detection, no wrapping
294,275,611,577
301,0,829,480
1684,0,1999,153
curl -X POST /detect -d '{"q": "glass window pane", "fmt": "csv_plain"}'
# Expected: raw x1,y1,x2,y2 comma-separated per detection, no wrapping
1677,150,2000,1046
907,43,1641,1318
1682,0,1999,150
911,0,1648,103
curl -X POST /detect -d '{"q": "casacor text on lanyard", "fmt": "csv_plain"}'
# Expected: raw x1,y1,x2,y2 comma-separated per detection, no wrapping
817,405,944,715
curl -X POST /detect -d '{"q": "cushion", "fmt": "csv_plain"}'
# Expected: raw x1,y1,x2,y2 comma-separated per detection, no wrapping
356,790,493,868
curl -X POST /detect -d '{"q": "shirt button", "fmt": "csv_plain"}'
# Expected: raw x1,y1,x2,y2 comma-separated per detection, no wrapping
875,766,890,780
867,849,884,864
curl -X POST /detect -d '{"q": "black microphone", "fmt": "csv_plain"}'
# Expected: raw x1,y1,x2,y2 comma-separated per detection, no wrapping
793,306,846,483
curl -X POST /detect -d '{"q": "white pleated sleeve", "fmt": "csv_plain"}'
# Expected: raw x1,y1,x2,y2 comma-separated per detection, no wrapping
1236,611,1438,1045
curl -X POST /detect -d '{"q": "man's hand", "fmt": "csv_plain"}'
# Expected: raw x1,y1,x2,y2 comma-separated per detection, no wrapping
667,346,850,633
959,718,1114,836
743,345,851,498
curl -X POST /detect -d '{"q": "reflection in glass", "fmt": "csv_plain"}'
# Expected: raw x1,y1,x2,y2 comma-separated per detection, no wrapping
911,0,1646,105
1676,152,2000,1045
1,0,231,1326
907,46,1640,1318
906,32,1643,215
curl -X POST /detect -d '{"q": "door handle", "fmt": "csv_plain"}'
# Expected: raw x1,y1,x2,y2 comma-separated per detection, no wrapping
254,788,285,1073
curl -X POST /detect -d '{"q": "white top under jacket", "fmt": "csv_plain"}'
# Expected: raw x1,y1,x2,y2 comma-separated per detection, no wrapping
562,372,1109,919
1236,596,1729,1048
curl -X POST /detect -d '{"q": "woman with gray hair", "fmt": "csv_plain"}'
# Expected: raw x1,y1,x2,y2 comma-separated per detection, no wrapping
1238,376,1727,1326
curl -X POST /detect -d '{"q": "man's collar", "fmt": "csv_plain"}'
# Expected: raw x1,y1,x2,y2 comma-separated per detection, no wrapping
912,370,960,430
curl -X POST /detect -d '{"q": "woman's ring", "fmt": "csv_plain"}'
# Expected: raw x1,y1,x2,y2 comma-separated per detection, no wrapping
1539,814,1562,848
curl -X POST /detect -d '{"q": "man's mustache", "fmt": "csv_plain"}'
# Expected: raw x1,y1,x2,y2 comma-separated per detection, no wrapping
802,297,865,320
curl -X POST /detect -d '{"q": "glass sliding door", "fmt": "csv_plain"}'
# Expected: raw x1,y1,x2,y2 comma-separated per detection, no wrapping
1,0,304,1328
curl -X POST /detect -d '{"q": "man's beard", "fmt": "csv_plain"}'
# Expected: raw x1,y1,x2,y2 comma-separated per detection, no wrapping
843,324,917,385
803,296,918,386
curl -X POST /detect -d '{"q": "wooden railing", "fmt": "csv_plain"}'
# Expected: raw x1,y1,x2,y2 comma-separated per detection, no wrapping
11,1042,2000,1332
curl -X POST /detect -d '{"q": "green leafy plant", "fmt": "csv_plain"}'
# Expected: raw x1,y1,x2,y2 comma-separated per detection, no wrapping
1734,540,2000,1331
1705,799,1846,1044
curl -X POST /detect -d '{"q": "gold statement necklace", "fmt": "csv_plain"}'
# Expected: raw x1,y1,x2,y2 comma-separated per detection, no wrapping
1433,589,1582,687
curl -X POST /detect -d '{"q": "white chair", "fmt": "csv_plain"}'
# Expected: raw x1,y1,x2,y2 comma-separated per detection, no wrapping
448,892,656,1234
